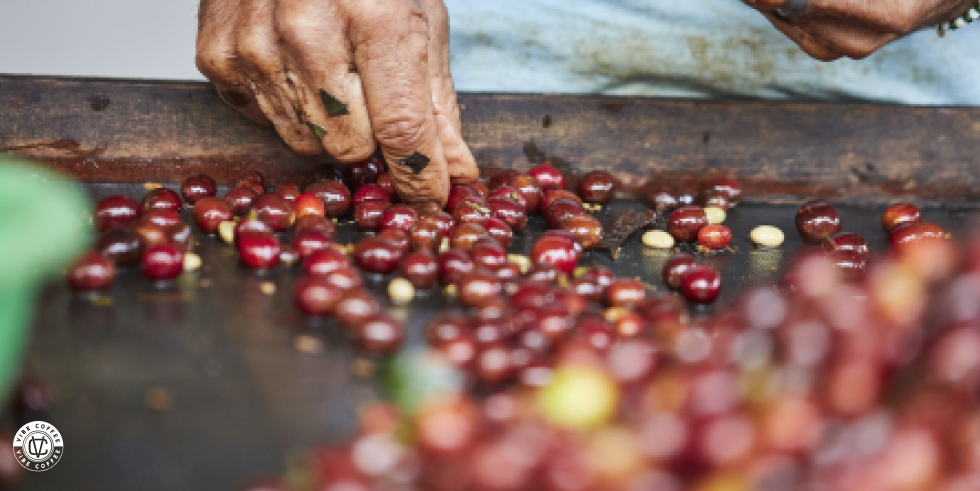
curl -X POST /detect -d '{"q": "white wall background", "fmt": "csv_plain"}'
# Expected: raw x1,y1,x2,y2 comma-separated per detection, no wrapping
0,0,204,80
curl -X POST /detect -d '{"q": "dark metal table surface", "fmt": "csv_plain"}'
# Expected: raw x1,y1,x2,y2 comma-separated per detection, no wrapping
13,183,980,491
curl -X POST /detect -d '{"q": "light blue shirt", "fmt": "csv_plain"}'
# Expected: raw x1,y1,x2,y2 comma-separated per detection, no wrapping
446,0,980,105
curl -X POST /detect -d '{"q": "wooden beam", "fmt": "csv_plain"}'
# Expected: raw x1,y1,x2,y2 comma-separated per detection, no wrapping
2,75,979,204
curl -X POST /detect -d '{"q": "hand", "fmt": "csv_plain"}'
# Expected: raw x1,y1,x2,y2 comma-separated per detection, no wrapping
747,0,975,60
195,0,479,206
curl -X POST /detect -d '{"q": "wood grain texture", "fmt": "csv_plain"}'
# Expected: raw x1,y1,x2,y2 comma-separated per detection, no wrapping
2,75,980,204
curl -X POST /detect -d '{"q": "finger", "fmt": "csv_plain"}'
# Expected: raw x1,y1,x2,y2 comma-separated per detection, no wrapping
276,0,376,162
196,0,270,126
348,0,451,206
235,0,322,155
421,0,479,185
802,19,897,60
757,10,842,61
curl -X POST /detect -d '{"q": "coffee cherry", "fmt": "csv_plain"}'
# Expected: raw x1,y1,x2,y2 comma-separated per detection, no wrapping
700,178,742,206
354,200,390,232
531,231,580,275
421,211,454,237
470,239,508,271
224,187,259,216
353,236,402,274
401,250,439,289
667,206,708,242
698,224,732,251
483,217,514,248
561,214,604,251
237,180,265,196
180,174,217,205
831,249,869,283
335,290,381,327
167,223,195,251
305,180,352,218
890,222,946,253
488,197,528,231
95,195,141,232
543,199,583,231
67,251,115,290
795,200,841,244
646,185,680,213
823,232,871,263
131,219,169,250
293,228,333,257
606,278,646,308
508,173,544,213
348,156,386,189
236,232,281,270
293,276,342,316
352,183,390,207
448,185,483,213
450,223,488,252
290,215,337,237
530,162,564,189
680,265,721,303
488,185,528,211
487,170,519,191
882,202,921,232
700,191,730,211
578,170,615,205
662,253,697,290
271,183,299,203
192,197,233,234
379,204,418,234
294,193,326,218
143,209,180,229
542,189,583,211
142,243,185,280
453,197,491,225
458,270,503,308
438,250,474,285
97,228,142,265
233,218,274,243
378,229,410,257
323,268,364,292
304,247,351,276
239,169,265,189
409,219,443,252
376,172,398,201
141,188,182,212
251,194,295,232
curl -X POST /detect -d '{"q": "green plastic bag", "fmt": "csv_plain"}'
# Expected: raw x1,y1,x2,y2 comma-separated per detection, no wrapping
0,156,91,401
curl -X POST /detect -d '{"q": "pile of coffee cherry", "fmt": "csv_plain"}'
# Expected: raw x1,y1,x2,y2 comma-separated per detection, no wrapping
65,156,975,491
246,215,977,491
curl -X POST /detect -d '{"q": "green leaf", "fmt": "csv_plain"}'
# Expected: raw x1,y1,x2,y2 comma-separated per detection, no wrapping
377,348,463,417
306,122,327,140
319,89,350,117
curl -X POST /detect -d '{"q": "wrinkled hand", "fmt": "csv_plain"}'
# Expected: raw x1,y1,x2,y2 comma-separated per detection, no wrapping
196,0,479,206
747,0,974,60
